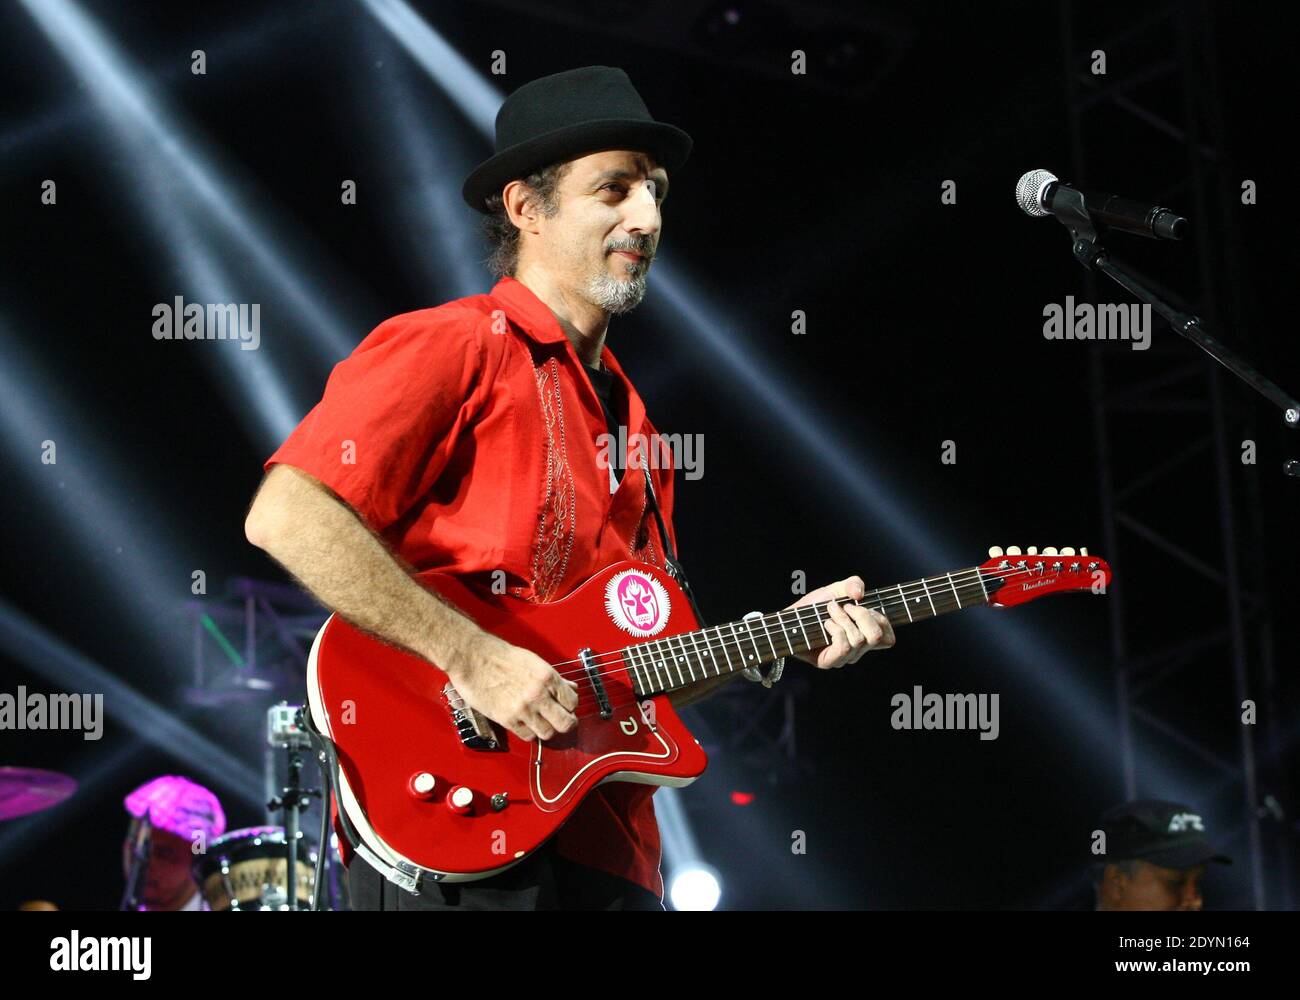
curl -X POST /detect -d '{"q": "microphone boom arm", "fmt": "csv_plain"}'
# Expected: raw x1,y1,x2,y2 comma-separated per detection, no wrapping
1050,186,1300,476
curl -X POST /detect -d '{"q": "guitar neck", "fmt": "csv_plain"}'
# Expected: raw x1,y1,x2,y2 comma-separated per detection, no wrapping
624,566,992,697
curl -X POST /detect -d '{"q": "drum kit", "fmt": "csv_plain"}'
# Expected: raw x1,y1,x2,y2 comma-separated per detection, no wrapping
6,703,343,911
194,826,319,911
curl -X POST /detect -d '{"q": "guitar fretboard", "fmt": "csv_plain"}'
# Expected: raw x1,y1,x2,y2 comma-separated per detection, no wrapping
622,566,999,697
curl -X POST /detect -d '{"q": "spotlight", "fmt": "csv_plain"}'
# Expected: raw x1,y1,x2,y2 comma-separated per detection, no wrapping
669,866,722,911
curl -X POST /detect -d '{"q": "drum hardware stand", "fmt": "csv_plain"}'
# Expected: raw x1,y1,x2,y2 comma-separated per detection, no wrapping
266,703,321,911
119,819,151,911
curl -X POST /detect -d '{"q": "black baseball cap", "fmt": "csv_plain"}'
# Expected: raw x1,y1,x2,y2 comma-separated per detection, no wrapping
1097,800,1232,869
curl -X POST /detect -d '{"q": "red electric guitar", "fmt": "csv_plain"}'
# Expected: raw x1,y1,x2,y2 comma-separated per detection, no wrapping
307,545,1111,891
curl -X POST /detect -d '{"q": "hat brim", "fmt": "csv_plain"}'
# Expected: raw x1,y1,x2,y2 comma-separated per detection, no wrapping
462,118,692,214
1126,843,1233,869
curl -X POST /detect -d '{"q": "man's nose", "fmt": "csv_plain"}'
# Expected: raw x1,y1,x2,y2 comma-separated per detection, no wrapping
622,182,660,238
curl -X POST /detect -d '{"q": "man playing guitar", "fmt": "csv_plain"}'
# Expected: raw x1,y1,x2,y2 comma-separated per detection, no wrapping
244,66,893,911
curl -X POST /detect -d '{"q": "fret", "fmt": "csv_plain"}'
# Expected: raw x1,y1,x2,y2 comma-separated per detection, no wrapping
724,621,742,672
714,624,738,674
741,619,764,665
793,606,812,651
974,567,990,602
624,646,646,695
684,632,704,684
656,635,675,687
759,612,782,660
729,620,760,670
673,631,695,685
919,577,938,617
896,584,914,622
812,604,831,645
691,629,712,676
687,631,707,680
676,634,696,681
638,643,658,691
684,631,702,683
685,628,712,679
772,608,801,657
710,625,731,676
641,644,657,690
946,572,962,609
646,639,667,691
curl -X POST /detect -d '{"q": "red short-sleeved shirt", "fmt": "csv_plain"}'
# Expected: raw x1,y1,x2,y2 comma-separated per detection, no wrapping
266,276,677,899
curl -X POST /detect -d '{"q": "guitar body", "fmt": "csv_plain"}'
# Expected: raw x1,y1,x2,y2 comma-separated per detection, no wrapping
307,560,708,883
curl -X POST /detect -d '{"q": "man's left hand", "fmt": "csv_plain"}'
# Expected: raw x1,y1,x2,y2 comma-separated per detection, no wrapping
786,576,895,669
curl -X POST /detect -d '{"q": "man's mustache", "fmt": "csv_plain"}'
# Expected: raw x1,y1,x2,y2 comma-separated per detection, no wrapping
607,241,655,260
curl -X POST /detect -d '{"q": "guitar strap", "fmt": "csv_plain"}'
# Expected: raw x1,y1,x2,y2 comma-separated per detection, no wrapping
643,468,707,626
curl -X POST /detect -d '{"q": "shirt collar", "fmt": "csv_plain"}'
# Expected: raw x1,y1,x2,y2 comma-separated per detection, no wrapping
489,276,647,436
489,276,571,345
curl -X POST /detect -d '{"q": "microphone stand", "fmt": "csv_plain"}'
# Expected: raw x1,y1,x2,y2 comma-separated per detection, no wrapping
266,703,320,911
120,821,151,911
1050,187,1300,477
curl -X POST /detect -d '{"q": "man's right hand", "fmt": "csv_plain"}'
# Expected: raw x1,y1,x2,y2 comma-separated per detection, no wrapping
445,634,580,743
244,467,581,743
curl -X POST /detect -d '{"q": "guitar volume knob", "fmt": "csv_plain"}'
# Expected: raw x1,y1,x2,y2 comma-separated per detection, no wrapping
408,772,437,800
446,785,475,815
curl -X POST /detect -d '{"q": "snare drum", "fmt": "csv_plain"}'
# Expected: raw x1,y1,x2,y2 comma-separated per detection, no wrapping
193,826,317,911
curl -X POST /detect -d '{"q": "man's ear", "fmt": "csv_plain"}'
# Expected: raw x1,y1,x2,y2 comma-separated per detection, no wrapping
503,179,543,236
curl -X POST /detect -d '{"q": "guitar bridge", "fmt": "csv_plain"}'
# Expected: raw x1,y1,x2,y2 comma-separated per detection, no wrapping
443,682,499,749
579,647,612,719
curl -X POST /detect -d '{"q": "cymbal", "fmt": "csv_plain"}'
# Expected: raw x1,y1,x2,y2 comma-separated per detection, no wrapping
0,767,77,820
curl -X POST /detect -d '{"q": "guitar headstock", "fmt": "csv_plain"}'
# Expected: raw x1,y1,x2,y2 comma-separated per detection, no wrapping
979,545,1112,608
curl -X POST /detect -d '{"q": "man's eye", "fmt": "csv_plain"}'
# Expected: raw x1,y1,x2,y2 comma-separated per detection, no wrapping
602,184,624,194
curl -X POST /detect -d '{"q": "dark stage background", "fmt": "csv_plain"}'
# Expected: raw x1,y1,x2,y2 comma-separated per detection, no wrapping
1,0,1296,910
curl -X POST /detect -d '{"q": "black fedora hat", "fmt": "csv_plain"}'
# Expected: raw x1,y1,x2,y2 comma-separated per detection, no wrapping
462,66,692,214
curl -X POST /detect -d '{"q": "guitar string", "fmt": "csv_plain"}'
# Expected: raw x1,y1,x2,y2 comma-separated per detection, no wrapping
546,562,1075,682
544,561,1089,682
558,564,1068,720
446,562,1102,730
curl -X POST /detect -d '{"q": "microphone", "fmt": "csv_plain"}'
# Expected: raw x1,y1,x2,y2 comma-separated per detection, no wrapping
1016,168,1187,240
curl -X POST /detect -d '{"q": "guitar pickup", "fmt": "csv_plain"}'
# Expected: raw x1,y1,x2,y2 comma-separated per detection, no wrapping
579,647,612,719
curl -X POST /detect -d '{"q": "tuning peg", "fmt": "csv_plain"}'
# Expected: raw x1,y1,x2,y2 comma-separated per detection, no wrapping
1027,546,1038,555
1042,546,1058,556
1061,546,1075,556
1079,547,1088,556
1006,545,1022,556
988,546,1004,558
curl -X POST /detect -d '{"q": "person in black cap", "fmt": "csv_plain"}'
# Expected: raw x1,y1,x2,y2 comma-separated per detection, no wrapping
1092,800,1231,911
247,65,894,911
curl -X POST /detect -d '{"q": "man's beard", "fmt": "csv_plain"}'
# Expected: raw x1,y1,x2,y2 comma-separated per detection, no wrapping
587,253,650,314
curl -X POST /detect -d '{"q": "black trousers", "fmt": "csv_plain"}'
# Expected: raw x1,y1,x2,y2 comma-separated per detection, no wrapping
346,841,665,911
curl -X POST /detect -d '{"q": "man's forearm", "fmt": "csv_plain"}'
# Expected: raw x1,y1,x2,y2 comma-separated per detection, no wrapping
245,465,486,671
